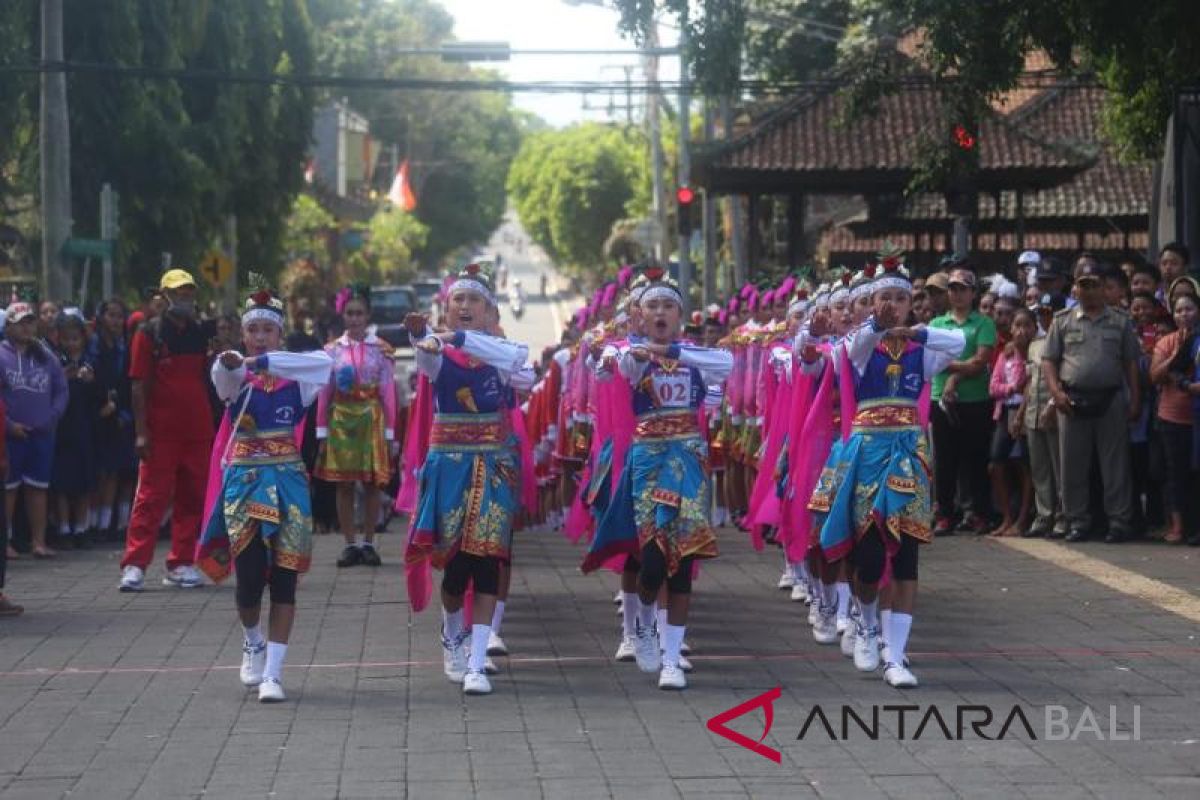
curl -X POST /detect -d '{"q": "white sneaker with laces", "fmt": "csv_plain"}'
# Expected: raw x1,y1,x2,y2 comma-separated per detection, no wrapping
240,641,266,687
658,664,687,690
777,571,794,590
790,583,807,603
678,654,694,673
812,607,839,644
119,565,145,593
633,622,661,673
486,632,508,656
840,622,858,657
442,633,468,683
614,636,636,662
463,669,492,695
162,565,203,588
854,626,881,672
883,662,918,688
258,677,285,703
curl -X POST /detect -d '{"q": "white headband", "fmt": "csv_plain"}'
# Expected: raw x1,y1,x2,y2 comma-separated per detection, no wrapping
814,291,830,309
242,307,283,327
640,285,683,307
829,286,850,305
787,299,810,318
850,278,875,301
448,278,496,307
872,275,912,294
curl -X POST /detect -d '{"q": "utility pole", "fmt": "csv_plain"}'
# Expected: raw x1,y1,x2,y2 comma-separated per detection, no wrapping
702,98,716,307
721,95,748,287
676,4,692,315
40,0,72,301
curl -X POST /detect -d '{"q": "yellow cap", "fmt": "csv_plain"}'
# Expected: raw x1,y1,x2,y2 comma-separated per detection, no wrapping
160,269,197,290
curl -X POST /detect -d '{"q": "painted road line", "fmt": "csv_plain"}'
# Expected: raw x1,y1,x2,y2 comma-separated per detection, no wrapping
997,537,1200,624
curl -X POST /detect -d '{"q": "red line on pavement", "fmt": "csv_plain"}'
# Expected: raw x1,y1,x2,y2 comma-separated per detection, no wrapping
3,645,1198,678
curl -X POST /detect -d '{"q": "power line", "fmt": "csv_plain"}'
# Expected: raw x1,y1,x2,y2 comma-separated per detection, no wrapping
0,60,1103,95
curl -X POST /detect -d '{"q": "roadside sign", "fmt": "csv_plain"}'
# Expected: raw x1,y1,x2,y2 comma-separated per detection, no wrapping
198,249,233,288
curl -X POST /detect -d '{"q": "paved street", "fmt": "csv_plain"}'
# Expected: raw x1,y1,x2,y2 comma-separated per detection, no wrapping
1,526,1198,799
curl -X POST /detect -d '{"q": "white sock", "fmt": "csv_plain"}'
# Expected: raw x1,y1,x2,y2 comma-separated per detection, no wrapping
662,623,685,668
859,599,879,629
794,561,808,583
490,600,505,637
243,624,265,648
98,507,112,530
888,612,913,665
355,534,366,547
442,607,464,643
621,592,639,638
117,501,131,527
715,506,726,526
468,624,491,672
264,642,287,681
637,599,655,630
881,608,893,647
821,581,837,610
835,582,851,621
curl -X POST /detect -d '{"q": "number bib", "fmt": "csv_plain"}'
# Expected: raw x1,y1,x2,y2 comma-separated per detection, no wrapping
652,371,692,407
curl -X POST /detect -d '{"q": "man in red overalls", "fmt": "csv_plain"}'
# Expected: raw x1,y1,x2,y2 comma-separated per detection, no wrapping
119,269,216,592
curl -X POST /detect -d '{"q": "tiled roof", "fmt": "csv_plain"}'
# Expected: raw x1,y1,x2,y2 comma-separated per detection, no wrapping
885,85,1151,225
706,78,1090,190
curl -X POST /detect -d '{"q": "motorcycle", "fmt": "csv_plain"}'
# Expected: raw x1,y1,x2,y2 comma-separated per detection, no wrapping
510,288,525,319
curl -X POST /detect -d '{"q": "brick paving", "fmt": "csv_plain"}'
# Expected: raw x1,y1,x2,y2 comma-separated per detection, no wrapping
1,527,1198,799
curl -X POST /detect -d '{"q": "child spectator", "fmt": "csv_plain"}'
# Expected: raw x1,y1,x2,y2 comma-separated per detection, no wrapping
1,302,68,558
51,312,101,548
1151,293,1200,545
988,307,1035,536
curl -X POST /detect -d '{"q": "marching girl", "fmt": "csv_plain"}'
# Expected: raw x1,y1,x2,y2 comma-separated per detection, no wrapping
314,284,397,568
582,270,732,690
807,259,964,687
198,284,333,702
403,265,533,696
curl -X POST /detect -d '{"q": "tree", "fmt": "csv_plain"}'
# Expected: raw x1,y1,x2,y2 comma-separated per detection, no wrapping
308,0,525,268
283,194,336,260
507,124,650,278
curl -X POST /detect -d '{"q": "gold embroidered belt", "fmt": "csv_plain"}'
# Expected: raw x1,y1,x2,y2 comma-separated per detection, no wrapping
230,430,300,465
635,409,699,441
851,401,919,432
431,413,507,452
335,385,380,403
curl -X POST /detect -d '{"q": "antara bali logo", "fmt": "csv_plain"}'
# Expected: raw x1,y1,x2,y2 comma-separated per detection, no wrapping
705,686,782,763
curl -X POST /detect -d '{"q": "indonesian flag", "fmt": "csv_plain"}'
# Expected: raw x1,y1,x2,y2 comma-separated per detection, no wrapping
388,160,417,212
303,158,315,184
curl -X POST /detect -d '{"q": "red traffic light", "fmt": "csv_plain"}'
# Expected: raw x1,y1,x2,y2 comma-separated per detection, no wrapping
953,124,977,150
676,185,695,205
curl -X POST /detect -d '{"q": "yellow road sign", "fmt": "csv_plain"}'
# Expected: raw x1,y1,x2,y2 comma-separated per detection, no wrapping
198,250,233,287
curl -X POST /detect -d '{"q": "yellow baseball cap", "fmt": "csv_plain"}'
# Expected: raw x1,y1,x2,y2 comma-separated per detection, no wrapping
160,269,197,290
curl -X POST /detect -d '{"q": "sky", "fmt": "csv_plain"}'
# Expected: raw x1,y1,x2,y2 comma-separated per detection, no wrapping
438,0,680,128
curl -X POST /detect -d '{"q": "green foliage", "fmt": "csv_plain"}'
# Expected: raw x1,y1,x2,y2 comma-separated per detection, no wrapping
282,194,336,259
355,206,428,284
308,0,524,267
507,124,650,277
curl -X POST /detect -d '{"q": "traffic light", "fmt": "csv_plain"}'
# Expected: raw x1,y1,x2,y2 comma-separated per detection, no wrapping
676,185,696,237
952,124,977,151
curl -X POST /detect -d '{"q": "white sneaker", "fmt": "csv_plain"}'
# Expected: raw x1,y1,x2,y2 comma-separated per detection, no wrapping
680,640,692,655
484,657,499,676
790,584,807,603
162,565,202,588
463,669,492,695
678,654,694,673
840,622,857,658
633,622,661,673
813,607,839,644
777,571,794,590
240,641,266,687
486,632,508,656
442,632,468,683
883,662,918,688
119,565,145,593
614,636,636,662
854,626,881,672
258,677,285,702
807,600,820,626
836,615,849,635
613,590,623,605
803,583,814,606
658,664,687,690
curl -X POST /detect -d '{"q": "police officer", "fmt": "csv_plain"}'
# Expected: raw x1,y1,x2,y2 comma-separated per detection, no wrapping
1041,258,1141,543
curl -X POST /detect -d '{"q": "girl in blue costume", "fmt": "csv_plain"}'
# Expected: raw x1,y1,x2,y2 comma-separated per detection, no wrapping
806,259,963,688
404,264,533,697
199,282,333,703
582,270,732,690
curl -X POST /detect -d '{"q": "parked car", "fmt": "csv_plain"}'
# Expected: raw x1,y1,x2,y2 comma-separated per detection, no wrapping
370,285,418,347
411,279,443,314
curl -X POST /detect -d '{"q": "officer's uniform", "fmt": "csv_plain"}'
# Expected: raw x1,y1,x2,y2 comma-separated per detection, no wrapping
1041,304,1139,536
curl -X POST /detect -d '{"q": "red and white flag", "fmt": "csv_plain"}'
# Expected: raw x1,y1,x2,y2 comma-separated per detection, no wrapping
303,158,316,185
387,160,417,212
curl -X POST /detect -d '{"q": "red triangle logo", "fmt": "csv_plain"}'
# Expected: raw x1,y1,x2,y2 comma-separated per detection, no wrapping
705,686,782,763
